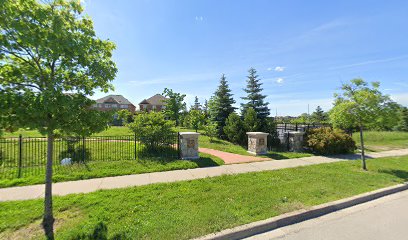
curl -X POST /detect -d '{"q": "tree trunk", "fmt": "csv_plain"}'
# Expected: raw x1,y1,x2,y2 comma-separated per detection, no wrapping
359,125,367,171
43,133,55,239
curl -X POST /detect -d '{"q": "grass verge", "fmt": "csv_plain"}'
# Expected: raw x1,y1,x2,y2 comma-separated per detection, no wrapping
0,153,223,188
353,131,408,151
1,155,408,239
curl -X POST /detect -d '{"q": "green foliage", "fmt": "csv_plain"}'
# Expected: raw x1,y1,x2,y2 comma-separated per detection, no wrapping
188,110,205,132
191,96,202,111
127,112,175,148
211,74,237,137
243,107,260,132
329,79,399,130
0,0,117,136
202,121,218,142
396,107,408,132
305,127,356,155
241,68,270,119
117,109,133,125
162,88,186,126
311,106,328,123
223,113,245,145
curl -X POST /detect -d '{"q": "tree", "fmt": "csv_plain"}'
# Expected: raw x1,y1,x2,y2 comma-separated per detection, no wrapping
127,112,175,148
192,96,202,111
212,74,236,137
0,0,117,238
203,99,209,118
188,109,205,132
243,107,260,132
329,79,398,170
241,68,270,119
203,121,218,142
223,113,245,145
311,106,328,123
397,107,408,132
117,109,133,125
162,88,186,126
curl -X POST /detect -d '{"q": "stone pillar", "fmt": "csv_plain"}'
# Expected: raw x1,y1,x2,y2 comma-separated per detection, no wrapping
286,131,305,152
179,132,200,159
246,132,269,155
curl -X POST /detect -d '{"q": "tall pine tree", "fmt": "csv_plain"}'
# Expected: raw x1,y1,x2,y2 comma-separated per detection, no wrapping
212,74,236,136
241,68,270,119
192,96,202,110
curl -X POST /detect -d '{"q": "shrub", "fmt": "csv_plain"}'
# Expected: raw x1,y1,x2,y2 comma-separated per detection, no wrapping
263,118,281,149
305,127,356,155
243,107,260,132
224,113,246,145
127,112,175,148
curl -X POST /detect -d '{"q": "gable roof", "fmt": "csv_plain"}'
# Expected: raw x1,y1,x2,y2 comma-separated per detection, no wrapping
96,95,134,105
139,94,168,105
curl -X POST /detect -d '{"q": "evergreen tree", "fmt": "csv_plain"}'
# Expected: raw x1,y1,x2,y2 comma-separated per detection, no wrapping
192,96,202,111
224,113,245,145
241,68,270,119
243,107,260,132
397,107,408,132
212,74,237,136
203,99,209,118
311,106,327,123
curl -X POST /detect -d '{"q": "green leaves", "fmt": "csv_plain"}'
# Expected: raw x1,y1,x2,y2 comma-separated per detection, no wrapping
0,0,117,135
162,88,186,126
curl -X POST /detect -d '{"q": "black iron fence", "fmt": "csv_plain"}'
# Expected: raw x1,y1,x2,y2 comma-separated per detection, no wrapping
0,133,180,179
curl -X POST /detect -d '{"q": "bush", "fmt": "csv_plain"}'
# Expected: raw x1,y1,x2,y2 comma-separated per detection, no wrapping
243,107,260,132
224,113,245,145
263,118,280,149
127,112,175,148
305,127,356,155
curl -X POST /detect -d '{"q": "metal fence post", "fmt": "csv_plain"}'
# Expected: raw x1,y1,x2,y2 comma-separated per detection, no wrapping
177,132,180,159
82,136,86,162
134,133,137,160
18,134,22,178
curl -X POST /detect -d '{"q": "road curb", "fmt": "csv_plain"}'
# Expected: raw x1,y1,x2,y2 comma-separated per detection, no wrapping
194,183,408,240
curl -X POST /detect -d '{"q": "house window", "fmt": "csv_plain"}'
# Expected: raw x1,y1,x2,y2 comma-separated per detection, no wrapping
120,105,128,109
93,104,98,108
104,104,112,108
98,104,102,107
112,104,118,108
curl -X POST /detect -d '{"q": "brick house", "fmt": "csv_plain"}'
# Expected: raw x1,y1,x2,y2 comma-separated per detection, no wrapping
139,94,168,112
93,95,136,113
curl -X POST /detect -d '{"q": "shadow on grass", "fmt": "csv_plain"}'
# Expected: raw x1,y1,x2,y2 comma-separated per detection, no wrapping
321,153,374,161
73,221,127,240
263,153,290,160
186,156,222,168
379,169,408,181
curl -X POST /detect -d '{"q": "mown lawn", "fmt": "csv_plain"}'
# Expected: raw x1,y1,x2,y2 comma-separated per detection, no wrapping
1,155,408,239
0,153,223,188
353,131,408,151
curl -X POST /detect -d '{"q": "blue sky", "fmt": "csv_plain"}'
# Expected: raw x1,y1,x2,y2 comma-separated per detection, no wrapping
83,0,408,116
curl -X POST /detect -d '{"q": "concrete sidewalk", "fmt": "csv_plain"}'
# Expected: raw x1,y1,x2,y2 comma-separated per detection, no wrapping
1,149,408,202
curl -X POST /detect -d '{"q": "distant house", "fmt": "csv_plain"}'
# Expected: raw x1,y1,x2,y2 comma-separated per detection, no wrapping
139,94,168,112
93,95,136,113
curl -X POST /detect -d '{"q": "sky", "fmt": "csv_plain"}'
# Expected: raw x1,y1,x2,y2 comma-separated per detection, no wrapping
83,0,408,116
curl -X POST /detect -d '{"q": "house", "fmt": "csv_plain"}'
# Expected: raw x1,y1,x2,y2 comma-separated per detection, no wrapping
93,95,136,113
139,94,168,112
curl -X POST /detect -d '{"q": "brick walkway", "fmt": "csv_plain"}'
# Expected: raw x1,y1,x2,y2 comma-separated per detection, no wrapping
199,148,267,164
1,148,408,202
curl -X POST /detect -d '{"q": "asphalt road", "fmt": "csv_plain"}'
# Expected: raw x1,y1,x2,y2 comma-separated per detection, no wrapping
245,189,408,240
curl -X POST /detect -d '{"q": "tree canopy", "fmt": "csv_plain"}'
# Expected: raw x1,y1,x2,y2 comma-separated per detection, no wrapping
162,88,186,126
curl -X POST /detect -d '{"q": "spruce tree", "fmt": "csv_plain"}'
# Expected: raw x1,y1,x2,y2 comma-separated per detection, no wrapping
311,106,327,123
192,96,202,111
213,74,236,136
397,107,408,132
241,68,270,119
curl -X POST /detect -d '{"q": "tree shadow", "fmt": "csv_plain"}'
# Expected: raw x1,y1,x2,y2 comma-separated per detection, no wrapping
186,156,222,167
72,221,128,240
379,169,408,181
263,153,290,160
323,153,374,160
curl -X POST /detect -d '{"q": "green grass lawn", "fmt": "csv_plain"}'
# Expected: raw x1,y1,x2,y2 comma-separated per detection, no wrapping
1,155,408,239
353,131,408,152
0,153,223,188
1,126,133,138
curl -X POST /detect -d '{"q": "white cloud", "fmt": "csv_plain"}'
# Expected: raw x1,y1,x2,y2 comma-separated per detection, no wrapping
276,78,284,84
195,16,204,21
267,67,272,71
274,66,285,72
391,93,408,106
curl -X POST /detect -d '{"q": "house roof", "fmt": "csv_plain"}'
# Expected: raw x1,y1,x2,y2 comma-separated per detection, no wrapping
139,94,168,105
96,95,134,105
